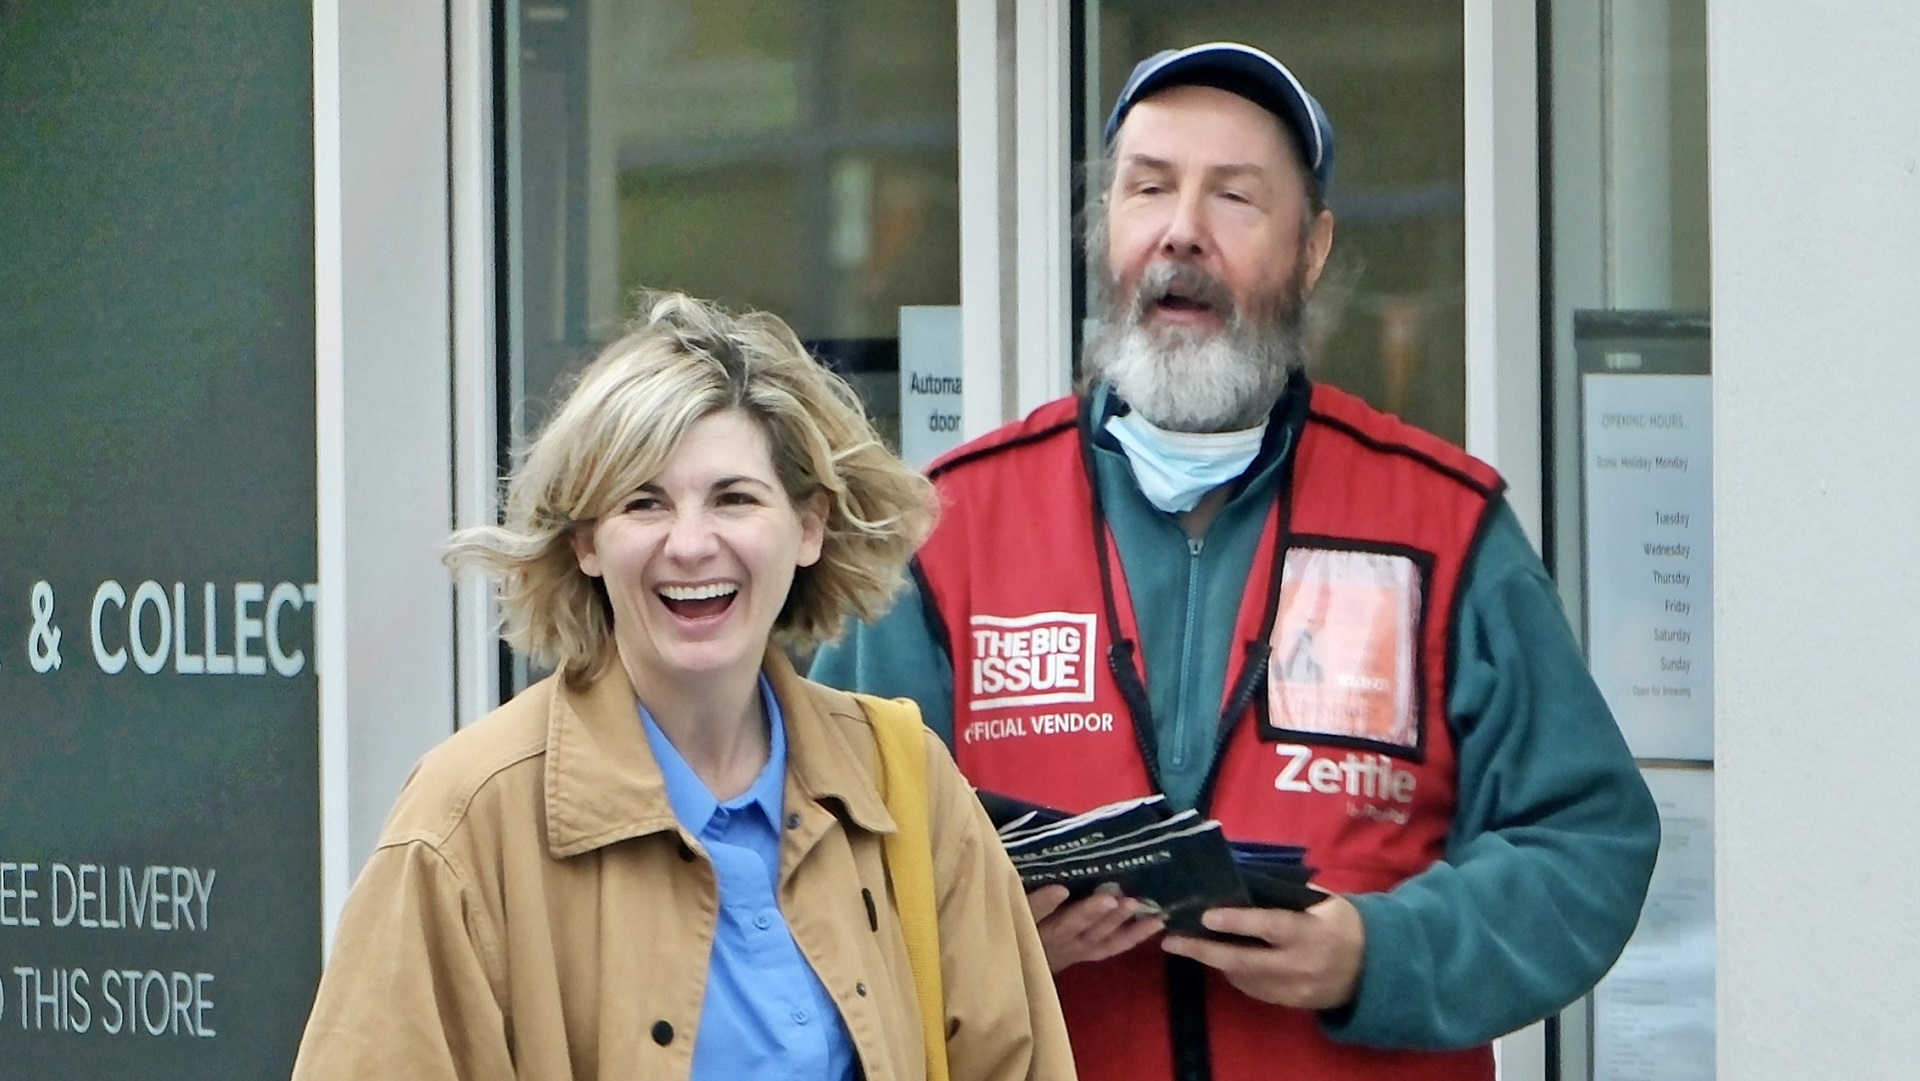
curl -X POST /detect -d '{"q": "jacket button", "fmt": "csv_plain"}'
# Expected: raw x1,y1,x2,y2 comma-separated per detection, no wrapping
651,1020,674,1046
785,812,801,830
676,840,696,862
856,982,868,996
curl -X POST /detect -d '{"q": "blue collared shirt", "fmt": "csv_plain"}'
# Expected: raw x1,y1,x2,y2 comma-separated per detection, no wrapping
640,678,856,1081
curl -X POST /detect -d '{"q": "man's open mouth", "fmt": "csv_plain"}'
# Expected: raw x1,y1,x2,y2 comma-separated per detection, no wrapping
1154,291,1215,315
1135,264,1234,322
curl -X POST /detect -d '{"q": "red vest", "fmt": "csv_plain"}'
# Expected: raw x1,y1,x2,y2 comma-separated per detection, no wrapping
915,384,1504,1081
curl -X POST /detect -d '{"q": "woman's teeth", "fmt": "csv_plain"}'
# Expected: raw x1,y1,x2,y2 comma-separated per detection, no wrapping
658,583,738,601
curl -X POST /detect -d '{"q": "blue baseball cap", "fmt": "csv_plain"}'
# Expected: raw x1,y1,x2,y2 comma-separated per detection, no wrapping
1103,42,1335,192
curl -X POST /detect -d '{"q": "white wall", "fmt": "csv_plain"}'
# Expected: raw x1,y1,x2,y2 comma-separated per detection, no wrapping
1711,2,1920,1075
1463,0,1543,552
314,0,462,949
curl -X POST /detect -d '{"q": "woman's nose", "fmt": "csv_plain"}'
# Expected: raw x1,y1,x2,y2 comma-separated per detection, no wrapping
662,510,719,561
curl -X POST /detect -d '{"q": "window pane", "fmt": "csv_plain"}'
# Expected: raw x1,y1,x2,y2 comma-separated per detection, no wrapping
505,0,959,452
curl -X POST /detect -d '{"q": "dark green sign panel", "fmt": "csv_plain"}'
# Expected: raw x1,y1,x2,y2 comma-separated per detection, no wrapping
1,4,321,1076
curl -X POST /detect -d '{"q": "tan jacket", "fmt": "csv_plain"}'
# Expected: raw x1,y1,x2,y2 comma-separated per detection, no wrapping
291,649,1074,1081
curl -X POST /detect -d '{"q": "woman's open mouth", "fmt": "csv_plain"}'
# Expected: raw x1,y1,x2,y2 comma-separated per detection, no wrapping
657,582,738,620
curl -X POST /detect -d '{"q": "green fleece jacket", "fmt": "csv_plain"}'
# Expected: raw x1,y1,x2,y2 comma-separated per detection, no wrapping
811,383,1658,1053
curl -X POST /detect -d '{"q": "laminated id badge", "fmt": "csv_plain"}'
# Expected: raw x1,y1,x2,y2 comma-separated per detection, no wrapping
1263,547,1424,753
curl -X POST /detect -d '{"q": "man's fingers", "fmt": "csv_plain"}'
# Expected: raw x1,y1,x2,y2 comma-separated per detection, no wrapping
1031,891,1166,973
1198,906,1292,945
1160,898,1366,1010
1026,884,1071,924
1160,929,1255,973
1041,893,1130,941
1082,911,1167,963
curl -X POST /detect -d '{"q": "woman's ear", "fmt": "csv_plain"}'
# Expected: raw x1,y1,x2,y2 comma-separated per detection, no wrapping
570,523,602,577
795,491,828,569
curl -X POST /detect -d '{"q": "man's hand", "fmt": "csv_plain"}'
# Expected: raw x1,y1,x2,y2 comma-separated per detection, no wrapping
1027,884,1166,973
1159,893,1366,1010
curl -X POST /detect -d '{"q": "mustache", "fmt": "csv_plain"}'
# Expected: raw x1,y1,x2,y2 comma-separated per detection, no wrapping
1127,261,1238,323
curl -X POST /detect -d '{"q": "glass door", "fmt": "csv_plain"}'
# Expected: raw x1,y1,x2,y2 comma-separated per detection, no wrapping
1543,2,1713,1079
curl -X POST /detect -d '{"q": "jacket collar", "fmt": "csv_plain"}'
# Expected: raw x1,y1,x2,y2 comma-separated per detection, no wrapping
543,646,895,859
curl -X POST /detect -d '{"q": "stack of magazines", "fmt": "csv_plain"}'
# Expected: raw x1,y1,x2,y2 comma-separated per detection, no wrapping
979,791,1327,939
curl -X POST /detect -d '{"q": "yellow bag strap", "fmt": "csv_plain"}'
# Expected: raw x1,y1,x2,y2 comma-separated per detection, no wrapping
854,692,951,1081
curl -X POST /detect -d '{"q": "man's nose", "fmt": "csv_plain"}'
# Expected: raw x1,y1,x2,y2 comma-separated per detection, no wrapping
1160,189,1208,260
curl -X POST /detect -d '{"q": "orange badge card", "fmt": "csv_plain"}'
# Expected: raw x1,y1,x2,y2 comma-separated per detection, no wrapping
1267,548,1421,749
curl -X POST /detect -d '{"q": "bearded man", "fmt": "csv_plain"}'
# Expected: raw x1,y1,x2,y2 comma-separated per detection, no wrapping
814,42,1657,1081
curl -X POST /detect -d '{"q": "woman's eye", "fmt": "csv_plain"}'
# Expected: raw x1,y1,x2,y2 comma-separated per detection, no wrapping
623,496,661,513
717,490,761,507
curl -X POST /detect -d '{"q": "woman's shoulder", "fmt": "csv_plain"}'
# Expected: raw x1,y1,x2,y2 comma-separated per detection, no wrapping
377,676,557,848
795,676,976,826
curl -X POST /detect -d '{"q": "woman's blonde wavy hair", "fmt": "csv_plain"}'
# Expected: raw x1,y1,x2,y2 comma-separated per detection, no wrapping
445,291,938,688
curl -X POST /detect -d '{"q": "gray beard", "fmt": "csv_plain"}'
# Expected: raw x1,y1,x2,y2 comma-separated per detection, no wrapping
1083,264,1309,433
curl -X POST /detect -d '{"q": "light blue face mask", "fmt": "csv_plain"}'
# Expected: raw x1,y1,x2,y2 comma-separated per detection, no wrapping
1104,412,1267,514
